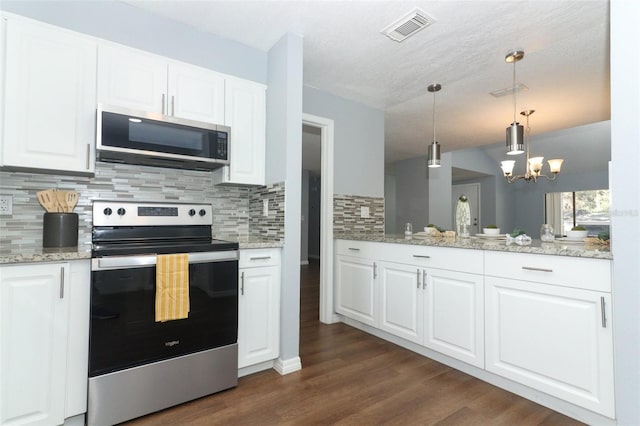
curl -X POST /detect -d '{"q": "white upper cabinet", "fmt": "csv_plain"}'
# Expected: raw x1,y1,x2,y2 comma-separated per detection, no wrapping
97,43,225,124
97,44,167,113
1,14,96,175
213,77,266,186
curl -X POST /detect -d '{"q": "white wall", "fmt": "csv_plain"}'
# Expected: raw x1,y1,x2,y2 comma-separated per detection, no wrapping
610,1,640,424
0,1,266,84
303,87,385,198
266,32,303,364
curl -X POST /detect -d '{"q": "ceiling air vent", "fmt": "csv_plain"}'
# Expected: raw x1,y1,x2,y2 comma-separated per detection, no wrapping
381,8,436,42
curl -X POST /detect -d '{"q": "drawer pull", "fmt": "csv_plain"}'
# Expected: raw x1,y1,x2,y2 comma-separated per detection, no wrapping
416,269,421,288
59,267,65,299
601,297,607,328
423,270,427,289
250,256,271,261
240,271,245,296
413,255,431,259
348,248,360,252
521,266,553,273
373,262,377,279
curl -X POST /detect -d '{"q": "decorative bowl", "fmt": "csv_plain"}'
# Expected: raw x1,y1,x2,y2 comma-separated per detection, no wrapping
566,229,588,239
483,228,501,235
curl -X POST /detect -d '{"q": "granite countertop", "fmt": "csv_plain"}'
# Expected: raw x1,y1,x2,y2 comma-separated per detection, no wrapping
335,233,612,260
0,238,284,265
0,244,93,265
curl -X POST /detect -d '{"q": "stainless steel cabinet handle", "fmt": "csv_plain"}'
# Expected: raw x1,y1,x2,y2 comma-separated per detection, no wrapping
59,267,65,299
162,94,166,114
171,96,175,116
521,266,553,273
240,271,245,296
85,144,91,170
416,269,421,288
348,248,360,251
250,256,271,261
601,297,606,328
373,262,377,279
422,270,427,289
413,255,431,259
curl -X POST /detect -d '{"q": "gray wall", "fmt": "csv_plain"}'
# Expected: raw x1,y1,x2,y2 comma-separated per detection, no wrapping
308,173,321,258
384,174,397,234
303,86,385,198
266,32,303,364
428,153,453,229
610,2,640,424
394,156,429,232
0,1,266,84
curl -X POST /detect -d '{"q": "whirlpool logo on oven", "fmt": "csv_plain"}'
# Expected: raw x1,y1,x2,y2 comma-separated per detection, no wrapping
165,340,180,347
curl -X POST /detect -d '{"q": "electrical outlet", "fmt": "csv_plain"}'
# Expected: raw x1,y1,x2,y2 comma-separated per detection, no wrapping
0,195,13,215
360,206,370,218
263,199,269,217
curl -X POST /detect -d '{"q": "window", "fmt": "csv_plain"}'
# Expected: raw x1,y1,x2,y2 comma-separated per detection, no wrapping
545,189,610,236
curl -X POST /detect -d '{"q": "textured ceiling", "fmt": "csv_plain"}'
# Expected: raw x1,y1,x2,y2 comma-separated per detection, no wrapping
123,0,610,165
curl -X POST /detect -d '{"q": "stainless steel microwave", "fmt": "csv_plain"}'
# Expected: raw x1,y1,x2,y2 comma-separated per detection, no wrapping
96,105,230,171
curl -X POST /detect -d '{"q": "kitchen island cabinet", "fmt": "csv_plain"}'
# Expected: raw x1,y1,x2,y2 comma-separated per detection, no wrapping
1,14,96,176
0,260,90,426
334,237,614,424
238,248,280,371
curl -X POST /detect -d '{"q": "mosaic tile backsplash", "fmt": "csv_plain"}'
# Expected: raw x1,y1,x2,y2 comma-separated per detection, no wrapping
0,162,285,251
334,194,384,235
250,183,285,241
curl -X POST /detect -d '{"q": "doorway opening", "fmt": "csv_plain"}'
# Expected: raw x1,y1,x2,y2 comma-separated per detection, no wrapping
301,113,336,324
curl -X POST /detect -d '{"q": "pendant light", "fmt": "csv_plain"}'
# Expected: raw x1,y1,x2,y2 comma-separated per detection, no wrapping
505,50,525,155
427,83,442,168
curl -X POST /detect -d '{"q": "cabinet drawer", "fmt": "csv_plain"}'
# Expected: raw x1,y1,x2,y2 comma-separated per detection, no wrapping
485,251,611,292
385,244,483,275
239,248,281,268
334,239,383,260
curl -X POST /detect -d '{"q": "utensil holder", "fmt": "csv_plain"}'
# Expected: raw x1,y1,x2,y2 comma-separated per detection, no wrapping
43,213,78,248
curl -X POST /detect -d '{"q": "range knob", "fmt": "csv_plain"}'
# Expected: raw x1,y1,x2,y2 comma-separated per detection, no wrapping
188,209,196,217
117,207,126,216
103,207,113,216
199,209,207,217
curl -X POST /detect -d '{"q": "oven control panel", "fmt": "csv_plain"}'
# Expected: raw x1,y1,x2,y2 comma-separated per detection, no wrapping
93,201,213,226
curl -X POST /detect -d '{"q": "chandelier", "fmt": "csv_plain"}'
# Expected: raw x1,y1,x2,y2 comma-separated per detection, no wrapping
500,109,564,183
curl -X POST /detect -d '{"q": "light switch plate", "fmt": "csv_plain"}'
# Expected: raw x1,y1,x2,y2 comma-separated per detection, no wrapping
360,206,370,218
0,195,13,215
263,199,269,217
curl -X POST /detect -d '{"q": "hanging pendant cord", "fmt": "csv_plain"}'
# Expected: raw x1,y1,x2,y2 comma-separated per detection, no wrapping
513,59,517,124
433,89,437,143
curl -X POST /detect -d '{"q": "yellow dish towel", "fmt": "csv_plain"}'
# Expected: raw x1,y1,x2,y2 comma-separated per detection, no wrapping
155,253,190,322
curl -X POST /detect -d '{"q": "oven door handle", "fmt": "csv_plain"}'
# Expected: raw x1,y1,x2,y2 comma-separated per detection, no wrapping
92,250,238,271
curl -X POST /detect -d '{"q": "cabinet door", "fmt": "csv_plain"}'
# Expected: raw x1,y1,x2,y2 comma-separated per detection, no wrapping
485,277,615,417
379,262,422,344
97,43,167,113
238,266,280,368
0,263,70,426
424,269,484,368
335,255,377,327
214,77,266,185
167,63,225,124
2,18,96,174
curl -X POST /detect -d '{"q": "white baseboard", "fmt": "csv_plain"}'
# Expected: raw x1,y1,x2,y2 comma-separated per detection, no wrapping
274,356,302,375
300,260,309,265
238,360,275,378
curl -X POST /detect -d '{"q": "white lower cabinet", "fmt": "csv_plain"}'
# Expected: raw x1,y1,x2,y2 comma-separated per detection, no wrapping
0,260,90,426
379,262,484,366
423,269,484,368
335,255,378,327
485,276,615,418
238,249,281,369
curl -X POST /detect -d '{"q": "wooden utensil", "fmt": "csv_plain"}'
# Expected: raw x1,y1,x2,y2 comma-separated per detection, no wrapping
55,190,67,213
37,189,58,213
65,191,78,212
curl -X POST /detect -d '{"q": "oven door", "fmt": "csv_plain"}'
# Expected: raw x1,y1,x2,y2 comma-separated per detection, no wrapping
89,251,238,377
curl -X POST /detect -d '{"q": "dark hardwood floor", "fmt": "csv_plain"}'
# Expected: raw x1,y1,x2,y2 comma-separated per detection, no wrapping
126,259,583,425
